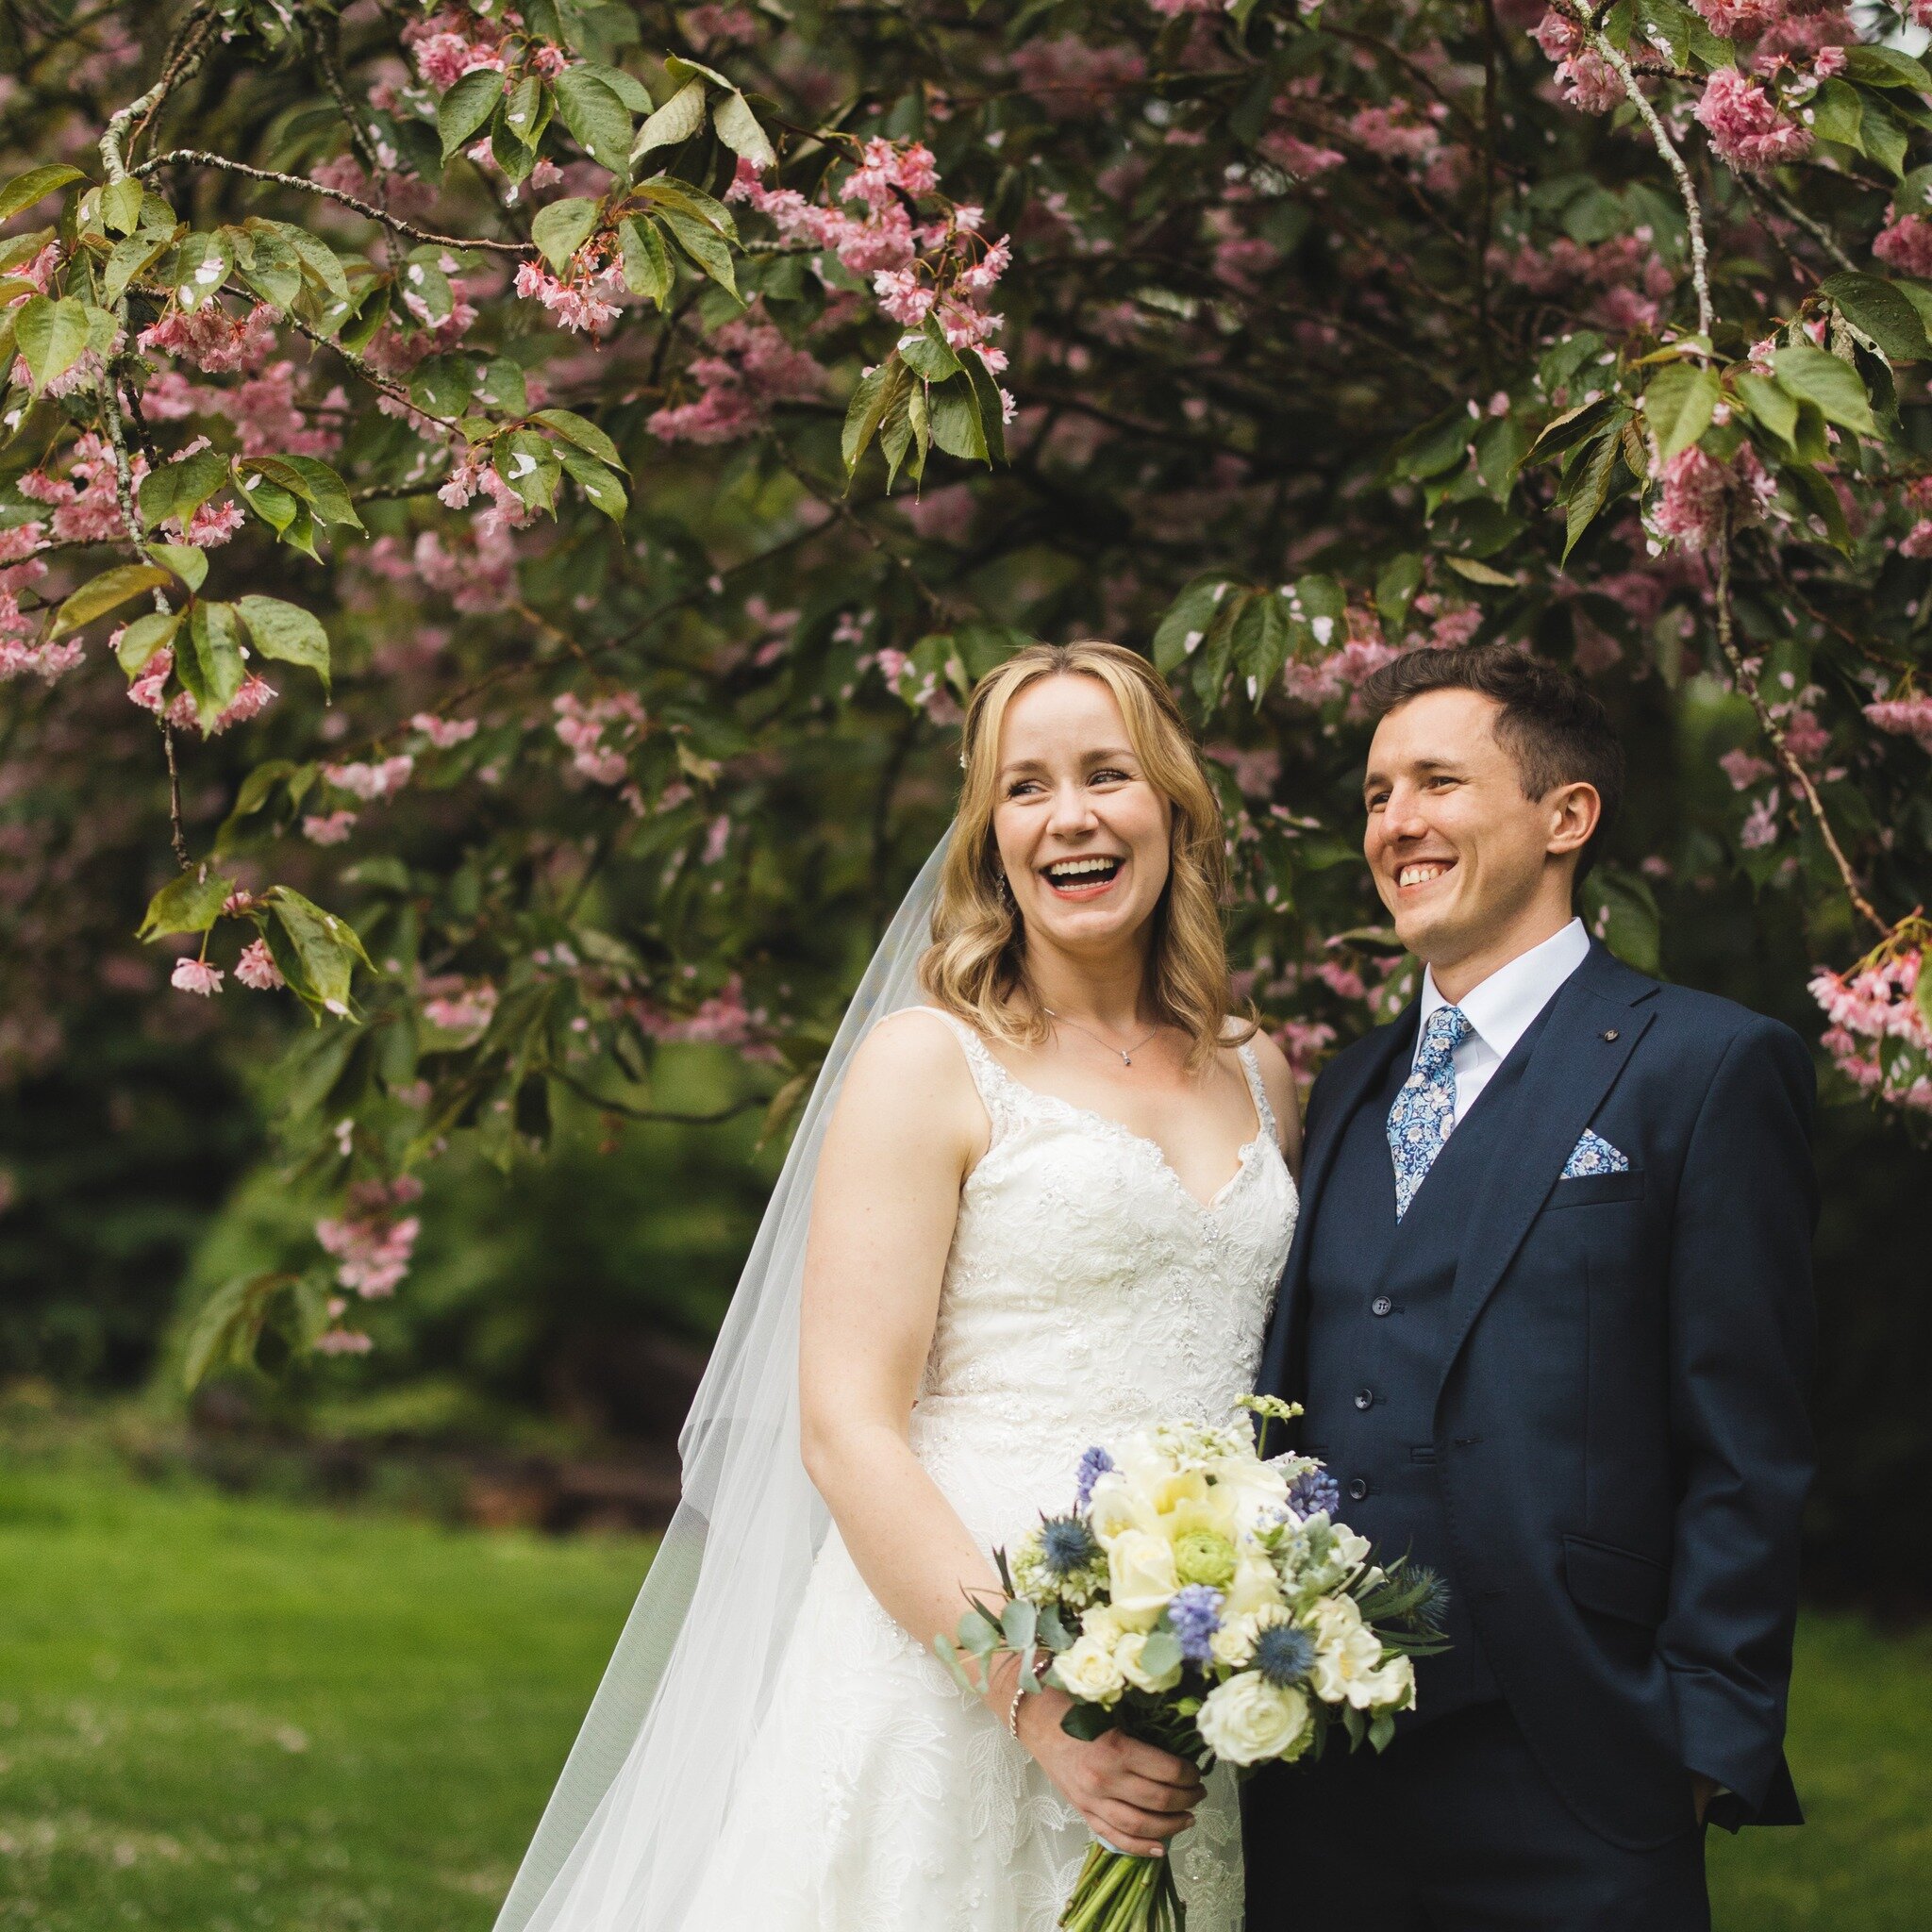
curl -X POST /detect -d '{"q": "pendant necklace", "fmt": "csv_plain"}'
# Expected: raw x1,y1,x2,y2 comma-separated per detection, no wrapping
1044,1008,1162,1068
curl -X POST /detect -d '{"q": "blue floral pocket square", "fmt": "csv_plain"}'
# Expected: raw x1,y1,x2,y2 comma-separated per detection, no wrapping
1561,1129,1630,1178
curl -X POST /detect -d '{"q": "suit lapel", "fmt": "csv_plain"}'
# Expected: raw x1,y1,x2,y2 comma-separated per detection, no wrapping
1434,941,1657,1397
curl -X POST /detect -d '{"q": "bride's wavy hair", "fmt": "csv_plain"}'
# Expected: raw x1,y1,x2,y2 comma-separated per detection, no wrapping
920,641,1251,1071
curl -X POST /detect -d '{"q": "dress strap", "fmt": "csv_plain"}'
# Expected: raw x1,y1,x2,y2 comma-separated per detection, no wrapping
1235,1038,1278,1151
900,1006,1018,1143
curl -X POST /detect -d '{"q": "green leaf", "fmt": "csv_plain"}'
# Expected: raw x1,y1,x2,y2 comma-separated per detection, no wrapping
927,375,987,462
659,208,737,296
115,608,183,675
1374,553,1424,626
235,594,331,693
532,196,601,273
182,600,247,722
631,75,708,162
1857,92,1908,179
1810,77,1863,150
1152,574,1239,676
553,67,634,174
1524,394,1615,468
182,1273,322,1390
13,294,90,391
556,442,628,521
533,406,628,473
1232,591,1293,702
234,224,302,310
281,455,365,532
149,542,208,591
1391,408,1471,481
137,865,237,941
1562,430,1620,562
502,74,547,149
619,215,673,304
713,91,776,171
1785,463,1853,553
1844,45,1932,92
100,175,144,237
1735,372,1797,448
101,230,173,308
0,164,86,225
170,232,234,312
636,177,737,241
1643,363,1720,462
842,358,907,473
139,445,229,530
493,428,563,512
1444,555,1516,587
960,351,1008,466
1773,344,1876,437
400,252,454,325
438,67,506,159
1818,271,1932,363
238,470,299,534
49,563,172,638
271,224,352,310
900,325,961,383
578,61,654,112
267,886,372,1018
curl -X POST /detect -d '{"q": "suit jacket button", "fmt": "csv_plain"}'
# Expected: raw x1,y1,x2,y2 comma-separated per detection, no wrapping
1371,1296,1393,1317
1354,1388,1375,1410
1347,1476,1371,1502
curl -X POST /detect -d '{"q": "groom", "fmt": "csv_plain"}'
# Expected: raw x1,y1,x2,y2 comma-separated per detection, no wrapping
1245,646,1816,1929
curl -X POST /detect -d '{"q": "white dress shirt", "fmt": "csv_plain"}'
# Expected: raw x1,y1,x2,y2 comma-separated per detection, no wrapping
1414,917,1591,1124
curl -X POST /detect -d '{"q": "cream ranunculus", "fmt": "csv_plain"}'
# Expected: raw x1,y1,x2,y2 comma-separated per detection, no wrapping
1053,1631,1128,1707
1308,1596,1393,1709
1221,1549,1288,1620
1196,1672,1313,1767
1117,1631,1183,1694
1107,1527,1179,1627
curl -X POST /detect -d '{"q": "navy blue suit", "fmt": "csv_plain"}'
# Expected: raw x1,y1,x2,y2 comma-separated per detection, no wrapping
1243,941,1816,1928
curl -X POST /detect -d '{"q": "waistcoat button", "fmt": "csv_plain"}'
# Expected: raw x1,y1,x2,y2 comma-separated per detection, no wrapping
1371,1295,1393,1317
1355,1388,1375,1410
1346,1476,1371,1502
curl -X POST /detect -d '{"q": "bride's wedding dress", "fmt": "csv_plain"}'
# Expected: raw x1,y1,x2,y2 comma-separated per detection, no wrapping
683,1008,1298,1931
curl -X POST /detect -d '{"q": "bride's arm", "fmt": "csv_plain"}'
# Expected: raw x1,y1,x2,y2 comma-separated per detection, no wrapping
799,1013,1203,1857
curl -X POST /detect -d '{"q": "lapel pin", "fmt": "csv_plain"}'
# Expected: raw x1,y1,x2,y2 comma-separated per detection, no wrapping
1601,1028,1620,1041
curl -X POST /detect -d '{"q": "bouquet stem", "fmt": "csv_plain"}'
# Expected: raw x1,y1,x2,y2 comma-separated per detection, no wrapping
1058,1840,1186,1932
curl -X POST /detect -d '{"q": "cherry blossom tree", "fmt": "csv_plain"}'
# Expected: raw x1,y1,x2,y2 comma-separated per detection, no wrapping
3,0,1930,1373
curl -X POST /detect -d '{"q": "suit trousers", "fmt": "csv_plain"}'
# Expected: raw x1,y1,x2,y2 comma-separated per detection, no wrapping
1240,1701,1710,1932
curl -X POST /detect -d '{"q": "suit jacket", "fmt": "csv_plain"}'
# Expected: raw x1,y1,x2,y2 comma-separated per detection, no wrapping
1257,941,1817,1848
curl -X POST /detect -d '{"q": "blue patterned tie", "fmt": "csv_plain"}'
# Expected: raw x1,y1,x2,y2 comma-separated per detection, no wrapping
1388,1005,1472,1222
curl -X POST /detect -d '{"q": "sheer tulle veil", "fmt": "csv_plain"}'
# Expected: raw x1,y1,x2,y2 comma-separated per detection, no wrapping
491,830,954,1932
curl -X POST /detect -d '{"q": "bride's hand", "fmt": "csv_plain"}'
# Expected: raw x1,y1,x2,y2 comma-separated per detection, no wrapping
1013,1685,1204,1857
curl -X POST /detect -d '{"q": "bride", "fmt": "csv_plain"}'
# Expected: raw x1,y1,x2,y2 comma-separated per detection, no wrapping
493,641,1301,1932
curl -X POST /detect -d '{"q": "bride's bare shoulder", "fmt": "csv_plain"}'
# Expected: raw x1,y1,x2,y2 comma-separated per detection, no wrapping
826,1007,988,1152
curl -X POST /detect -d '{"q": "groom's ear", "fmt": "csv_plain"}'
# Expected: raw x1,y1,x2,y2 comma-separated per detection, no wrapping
1546,780,1602,890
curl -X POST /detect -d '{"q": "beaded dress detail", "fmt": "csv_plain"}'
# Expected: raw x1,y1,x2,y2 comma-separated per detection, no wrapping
682,1008,1297,1931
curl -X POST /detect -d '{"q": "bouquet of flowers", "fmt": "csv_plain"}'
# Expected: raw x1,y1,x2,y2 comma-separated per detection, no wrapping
941,1396,1447,1932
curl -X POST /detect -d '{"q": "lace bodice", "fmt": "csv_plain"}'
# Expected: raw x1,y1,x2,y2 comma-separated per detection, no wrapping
906,1008,1299,1549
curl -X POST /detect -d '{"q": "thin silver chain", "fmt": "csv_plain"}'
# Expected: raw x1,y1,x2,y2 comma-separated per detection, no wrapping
1042,1007,1163,1068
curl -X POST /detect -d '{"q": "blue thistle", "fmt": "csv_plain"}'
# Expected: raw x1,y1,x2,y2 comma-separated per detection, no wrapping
1405,1566,1452,1634
1253,1621,1318,1689
1168,1585,1224,1666
1285,1467,1341,1522
1039,1513,1101,1577
1074,1445,1114,1511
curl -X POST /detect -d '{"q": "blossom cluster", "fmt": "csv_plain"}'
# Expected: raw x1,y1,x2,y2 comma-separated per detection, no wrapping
1810,931,1932,1114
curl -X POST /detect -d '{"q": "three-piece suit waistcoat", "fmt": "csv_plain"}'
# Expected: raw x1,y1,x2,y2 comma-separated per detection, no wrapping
1299,1001,1560,1720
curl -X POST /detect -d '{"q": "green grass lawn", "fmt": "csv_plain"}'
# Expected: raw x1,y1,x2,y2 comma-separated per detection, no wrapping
1,1455,1927,1931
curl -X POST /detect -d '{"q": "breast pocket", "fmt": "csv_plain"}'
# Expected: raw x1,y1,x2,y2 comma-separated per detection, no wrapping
1547,1169,1646,1209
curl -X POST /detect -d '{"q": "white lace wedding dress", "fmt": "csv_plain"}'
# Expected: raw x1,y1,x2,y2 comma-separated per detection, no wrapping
682,1008,1299,1931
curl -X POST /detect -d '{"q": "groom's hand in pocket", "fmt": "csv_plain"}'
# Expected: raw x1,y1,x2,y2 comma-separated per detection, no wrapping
1018,1691,1204,1857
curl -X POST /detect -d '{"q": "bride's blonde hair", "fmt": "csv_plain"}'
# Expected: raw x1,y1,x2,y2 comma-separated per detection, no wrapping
919,641,1250,1071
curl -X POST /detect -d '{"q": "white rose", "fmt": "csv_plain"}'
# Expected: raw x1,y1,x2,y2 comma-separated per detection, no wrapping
1107,1528,1179,1627
1053,1632,1127,1707
1117,1631,1183,1694
1196,1672,1313,1767
1222,1549,1287,1620
1309,1596,1391,1709
1209,1614,1258,1669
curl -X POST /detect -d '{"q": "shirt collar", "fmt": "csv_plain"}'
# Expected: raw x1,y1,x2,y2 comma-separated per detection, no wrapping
1417,918,1591,1064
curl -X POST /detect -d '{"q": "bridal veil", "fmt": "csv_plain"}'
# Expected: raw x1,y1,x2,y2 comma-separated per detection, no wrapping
491,831,952,1932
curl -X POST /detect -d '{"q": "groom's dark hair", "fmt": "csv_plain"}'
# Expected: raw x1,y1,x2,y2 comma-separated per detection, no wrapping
1357,644,1625,885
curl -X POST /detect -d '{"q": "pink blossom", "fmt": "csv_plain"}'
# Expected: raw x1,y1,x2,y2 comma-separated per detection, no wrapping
1863,695,1932,755
1261,135,1347,178
1719,747,1775,790
648,319,827,446
178,498,245,548
873,266,936,326
1874,213,1932,282
411,711,479,748
553,690,645,782
1694,69,1811,175
683,6,758,49
1690,0,1782,36
629,973,774,1057
421,977,499,1033
1008,37,1147,117
126,646,173,714
314,1327,375,1356
138,302,278,375
1530,11,1625,113
303,810,358,845
1314,958,1369,1003
1274,1020,1338,1081
171,956,224,996
324,755,414,802
206,674,277,735
1652,441,1776,551
1740,796,1780,849
235,939,285,990
514,257,623,335
316,1176,424,1297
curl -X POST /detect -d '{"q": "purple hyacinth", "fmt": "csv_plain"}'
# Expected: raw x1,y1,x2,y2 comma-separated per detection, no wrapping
1074,1445,1114,1511
1285,1466,1341,1521
1168,1585,1224,1666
